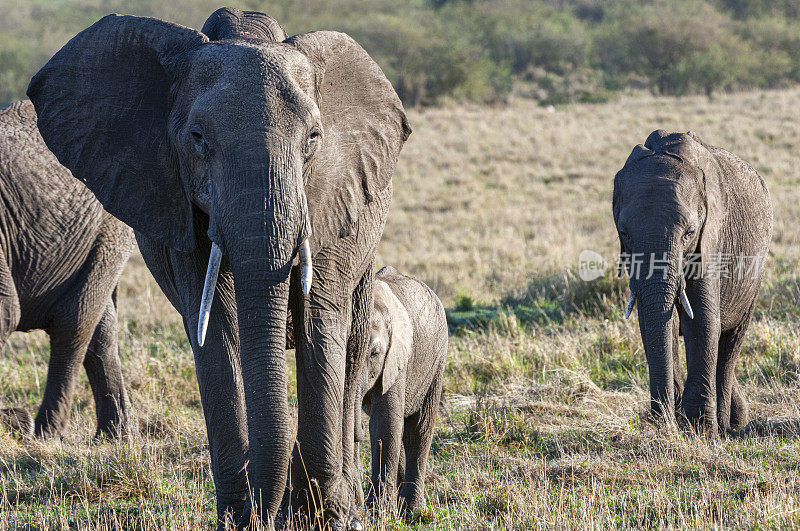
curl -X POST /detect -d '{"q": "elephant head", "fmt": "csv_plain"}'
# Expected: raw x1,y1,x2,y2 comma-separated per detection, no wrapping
612,130,722,420
28,10,408,520
363,279,413,395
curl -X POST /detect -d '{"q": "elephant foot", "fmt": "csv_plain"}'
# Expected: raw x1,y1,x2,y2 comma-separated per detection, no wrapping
324,517,363,531
95,416,137,440
681,390,718,436
728,386,749,432
0,408,34,438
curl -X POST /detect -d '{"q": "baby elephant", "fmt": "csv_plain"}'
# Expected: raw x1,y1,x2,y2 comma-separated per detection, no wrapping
0,101,134,438
355,266,448,515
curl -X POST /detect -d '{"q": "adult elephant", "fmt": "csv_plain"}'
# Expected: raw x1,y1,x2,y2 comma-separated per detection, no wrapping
0,100,134,438
27,7,410,527
613,130,772,435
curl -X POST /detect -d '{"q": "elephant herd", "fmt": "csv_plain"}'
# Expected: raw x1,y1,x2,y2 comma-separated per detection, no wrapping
0,5,776,530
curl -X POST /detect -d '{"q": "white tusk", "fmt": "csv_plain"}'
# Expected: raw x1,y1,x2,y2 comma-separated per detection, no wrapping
679,289,694,320
299,238,313,295
625,292,636,319
198,242,223,347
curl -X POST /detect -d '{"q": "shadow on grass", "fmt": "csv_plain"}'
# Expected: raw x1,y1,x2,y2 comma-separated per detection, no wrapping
447,270,628,332
449,261,800,333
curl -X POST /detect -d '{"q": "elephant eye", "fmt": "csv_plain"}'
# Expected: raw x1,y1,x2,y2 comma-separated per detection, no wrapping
303,129,321,158
190,130,208,158
683,229,696,241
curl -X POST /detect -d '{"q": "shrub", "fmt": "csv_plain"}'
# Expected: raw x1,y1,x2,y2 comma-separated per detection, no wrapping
1,0,800,107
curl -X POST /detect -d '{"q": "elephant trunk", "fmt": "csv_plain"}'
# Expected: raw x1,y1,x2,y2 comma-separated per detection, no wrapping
208,141,309,521
233,264,292,519
632,250,681,422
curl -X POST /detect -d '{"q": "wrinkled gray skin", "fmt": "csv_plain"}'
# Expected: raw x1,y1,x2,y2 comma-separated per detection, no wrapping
0,101,134,438
613,130,772,435
352,267,447,515
27,7,409,527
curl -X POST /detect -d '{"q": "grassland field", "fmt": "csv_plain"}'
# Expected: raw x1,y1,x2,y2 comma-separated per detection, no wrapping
3,88,800,529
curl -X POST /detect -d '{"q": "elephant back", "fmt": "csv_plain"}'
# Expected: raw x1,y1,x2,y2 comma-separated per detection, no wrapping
0,100,131,307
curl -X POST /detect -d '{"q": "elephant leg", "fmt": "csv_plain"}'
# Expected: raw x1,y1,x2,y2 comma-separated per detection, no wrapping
38,221,132,439
35,328,93,437
397,442,406,491
729,380,749,432
83,293,132,437
344,267,374,518
366,384,405,512
399,371,442,514
137,235,249,523
291,302,352,523
354,439,365,508
353,407,367,509
680,280,721,436
670,311,684,415
290,263,377,525
0,408,33,436
0,251,19,353
716,306,755,433
0,255,29,437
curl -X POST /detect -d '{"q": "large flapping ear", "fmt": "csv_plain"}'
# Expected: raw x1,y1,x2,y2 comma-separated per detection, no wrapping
27,15,207,252
285,31,411,250
686,133,725,276
201,7,287,41
613,143,653,221
375,280,413,394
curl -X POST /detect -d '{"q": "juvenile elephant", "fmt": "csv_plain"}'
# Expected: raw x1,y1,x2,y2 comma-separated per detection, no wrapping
354,266,447,515
28,7,409,526
613,130,772,435
0,100,134,438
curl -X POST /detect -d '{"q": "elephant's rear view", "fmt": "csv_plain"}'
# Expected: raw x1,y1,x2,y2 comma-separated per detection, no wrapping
0,100,134,438
613,130,772,435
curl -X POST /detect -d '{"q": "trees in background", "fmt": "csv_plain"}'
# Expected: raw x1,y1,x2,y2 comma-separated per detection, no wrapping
2,0,800,107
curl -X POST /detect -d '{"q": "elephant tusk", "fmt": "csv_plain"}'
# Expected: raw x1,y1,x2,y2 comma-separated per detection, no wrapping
299,237,313,295
679,289,694,320
198,242,223,347
625,292,636,319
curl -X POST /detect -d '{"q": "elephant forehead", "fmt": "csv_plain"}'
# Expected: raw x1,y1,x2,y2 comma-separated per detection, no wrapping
188,42,315,102
625,156,703,189
194,42,311,80
184,43,318,129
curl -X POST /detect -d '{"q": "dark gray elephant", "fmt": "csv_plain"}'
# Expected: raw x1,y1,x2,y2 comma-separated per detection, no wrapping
353,266,447,515
613,130,772,435
0,100,134,438
27,7,409,527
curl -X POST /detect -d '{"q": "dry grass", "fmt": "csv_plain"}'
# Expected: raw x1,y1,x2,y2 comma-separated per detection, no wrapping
3,88,800,528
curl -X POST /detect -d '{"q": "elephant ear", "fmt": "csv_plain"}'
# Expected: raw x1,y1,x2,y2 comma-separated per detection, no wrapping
685,133,726,277
27,15,207,252
375,280,413,394
285,31,411,250
201,7,286,41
